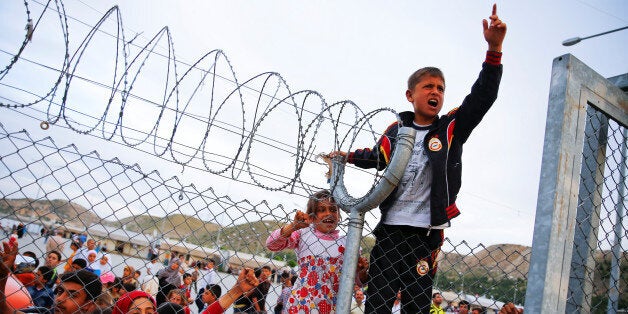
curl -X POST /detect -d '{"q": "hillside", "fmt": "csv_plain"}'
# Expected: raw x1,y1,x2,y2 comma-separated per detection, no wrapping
110,213,220,242
438,244,531,280
0,198,101,226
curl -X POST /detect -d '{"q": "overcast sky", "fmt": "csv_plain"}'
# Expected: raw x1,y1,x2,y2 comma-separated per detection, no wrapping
0,0,626,250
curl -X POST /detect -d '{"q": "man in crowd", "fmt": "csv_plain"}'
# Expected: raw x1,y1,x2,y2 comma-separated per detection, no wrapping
430,292,444,314
44,250,62,288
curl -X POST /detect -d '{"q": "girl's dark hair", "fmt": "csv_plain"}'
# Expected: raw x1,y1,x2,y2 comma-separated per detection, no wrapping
305,190,336,216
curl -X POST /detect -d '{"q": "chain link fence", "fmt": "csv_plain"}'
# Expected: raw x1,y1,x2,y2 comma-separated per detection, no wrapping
0,1,625,313
0,122,533,313
566,107,627,312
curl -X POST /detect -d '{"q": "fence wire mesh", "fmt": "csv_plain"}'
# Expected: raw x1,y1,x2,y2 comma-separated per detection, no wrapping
566,108,628,313
0,123,532,313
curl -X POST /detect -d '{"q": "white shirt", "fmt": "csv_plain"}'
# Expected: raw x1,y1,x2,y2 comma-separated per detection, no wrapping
383,126,449,229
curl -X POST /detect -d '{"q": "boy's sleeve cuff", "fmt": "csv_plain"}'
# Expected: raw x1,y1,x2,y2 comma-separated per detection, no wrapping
485,51,502,65
347,152,355,164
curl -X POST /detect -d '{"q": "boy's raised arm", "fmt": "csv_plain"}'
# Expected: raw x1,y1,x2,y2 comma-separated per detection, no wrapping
483,4,507,52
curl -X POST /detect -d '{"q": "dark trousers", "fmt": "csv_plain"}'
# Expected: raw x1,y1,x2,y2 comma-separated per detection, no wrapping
365,224,443,314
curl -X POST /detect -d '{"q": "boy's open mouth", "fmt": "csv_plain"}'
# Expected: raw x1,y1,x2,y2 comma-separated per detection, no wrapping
428,99,438,107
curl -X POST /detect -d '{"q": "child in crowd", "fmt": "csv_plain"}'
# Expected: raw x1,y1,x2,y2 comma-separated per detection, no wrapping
266,189,368,313
200,284,222,311
168,288,191,314
274,272,296,314
27,266,55,309
63,241,80,272
327,5,506,312
180,273,194,306
86,250,101,275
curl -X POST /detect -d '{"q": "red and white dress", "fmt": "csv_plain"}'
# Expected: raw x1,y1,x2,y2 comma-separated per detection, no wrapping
267,226,346,314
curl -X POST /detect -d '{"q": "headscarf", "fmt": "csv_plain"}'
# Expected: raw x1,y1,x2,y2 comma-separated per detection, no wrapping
112,290,156,314
87,250,101,271
156,258,181,286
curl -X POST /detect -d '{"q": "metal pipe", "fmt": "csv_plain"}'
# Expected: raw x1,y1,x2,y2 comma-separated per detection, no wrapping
332,126,416,313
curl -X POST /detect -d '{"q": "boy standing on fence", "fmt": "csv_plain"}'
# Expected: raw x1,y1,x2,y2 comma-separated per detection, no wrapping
328,4,506,313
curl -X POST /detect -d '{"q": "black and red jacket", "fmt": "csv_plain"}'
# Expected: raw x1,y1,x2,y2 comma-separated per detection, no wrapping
347,53,503,227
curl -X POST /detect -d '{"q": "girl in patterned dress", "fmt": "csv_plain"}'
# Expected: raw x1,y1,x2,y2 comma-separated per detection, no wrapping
266,190,368,314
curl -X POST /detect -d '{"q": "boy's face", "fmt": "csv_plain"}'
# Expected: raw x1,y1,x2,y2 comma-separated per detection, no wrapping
202,289,217,304
47,253,60,267
260,268,271,280
184,276,192,285
406,75,445,125
34,270,46,285
311,200,340,234
54,281,94,314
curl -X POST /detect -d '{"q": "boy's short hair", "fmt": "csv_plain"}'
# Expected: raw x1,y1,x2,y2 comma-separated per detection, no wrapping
38,265,54,282
48,250,62,261
206,284,222,298
407,67,445,90
72,258,87,269
60,270,102,300
432,292,441,298
157,302,184,314
306,190,337,216
182,273,192,280
122,282,138,292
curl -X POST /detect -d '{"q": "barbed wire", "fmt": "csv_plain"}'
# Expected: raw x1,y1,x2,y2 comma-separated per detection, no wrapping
0,0,394,196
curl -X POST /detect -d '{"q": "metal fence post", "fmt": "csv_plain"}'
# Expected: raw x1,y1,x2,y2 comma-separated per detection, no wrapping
525,54,628,313
566,107,608,313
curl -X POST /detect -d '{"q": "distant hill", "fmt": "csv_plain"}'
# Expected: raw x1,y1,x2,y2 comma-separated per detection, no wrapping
111,213,220,242
438,243,531,280
0,198,101,226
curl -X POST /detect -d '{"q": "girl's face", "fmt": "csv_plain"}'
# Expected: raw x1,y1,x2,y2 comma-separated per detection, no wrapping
311,200,340,233
169,293,183,305
87,253,97,263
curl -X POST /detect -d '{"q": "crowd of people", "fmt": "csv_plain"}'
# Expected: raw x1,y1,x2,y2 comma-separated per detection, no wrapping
0,236,262,314
0,6,528,313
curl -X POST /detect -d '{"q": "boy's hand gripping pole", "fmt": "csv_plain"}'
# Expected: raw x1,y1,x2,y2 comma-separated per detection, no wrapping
330,126,416,314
